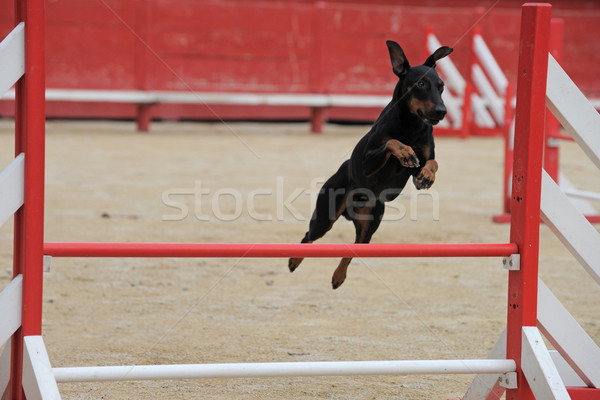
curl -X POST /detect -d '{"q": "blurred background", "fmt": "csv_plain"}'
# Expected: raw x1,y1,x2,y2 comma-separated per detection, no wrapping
1,0,599,127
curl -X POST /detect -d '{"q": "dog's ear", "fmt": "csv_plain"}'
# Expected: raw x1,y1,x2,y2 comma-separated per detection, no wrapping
424,46,453,67
386,40,410,77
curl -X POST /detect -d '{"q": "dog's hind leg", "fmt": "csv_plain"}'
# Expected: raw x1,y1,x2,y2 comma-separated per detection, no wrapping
288,161,350,273
331,199,385,289
288,233,313,272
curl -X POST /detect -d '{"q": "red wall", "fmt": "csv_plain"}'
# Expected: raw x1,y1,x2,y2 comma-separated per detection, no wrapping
1,0,599,121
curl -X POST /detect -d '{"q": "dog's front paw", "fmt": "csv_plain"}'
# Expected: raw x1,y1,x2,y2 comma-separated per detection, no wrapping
393,145,420,168
386,143,419,168
413,170,435,189
385,139,420,168
413,160,437,189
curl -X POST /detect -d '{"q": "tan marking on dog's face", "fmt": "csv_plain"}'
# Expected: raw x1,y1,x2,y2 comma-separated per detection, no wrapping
422,99,436,114
409,98,436,117
409,97,425,115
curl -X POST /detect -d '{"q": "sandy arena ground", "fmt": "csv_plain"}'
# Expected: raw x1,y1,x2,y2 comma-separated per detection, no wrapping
0,119,598,399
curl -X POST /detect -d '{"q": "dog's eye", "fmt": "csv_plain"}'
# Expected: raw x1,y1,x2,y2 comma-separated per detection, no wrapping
440,85,444,93
416,81,425,88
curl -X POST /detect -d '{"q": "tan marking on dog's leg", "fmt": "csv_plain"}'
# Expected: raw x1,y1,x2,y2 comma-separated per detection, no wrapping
420,145,431,161
288,240,313,272
333,192,350,221
425,159,438,173
332,257,352,289
330,206,373,289
386,139,419,168
414,159,438,189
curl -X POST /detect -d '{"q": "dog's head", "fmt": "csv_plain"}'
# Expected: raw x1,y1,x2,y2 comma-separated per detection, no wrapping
386,40,453,126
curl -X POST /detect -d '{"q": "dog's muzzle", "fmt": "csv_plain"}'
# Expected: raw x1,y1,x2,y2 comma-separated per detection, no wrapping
418,107,446,125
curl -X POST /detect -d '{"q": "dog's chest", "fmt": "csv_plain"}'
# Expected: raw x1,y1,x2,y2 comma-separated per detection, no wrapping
367,159,412,198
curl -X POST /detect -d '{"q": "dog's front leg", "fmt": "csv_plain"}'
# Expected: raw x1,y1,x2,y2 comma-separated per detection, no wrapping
364,139,420,177
386,139,420,168
413,159,438,189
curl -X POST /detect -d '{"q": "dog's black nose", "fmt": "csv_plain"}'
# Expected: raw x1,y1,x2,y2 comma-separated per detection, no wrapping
433,105,447,120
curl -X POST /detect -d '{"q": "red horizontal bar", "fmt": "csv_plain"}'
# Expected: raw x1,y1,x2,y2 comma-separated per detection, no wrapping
43,242,518,259
567,387,600,400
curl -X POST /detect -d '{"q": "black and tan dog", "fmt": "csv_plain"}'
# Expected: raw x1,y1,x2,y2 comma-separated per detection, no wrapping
288,40,453,289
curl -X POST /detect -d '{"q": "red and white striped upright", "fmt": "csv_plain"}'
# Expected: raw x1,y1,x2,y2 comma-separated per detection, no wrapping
506,4,552,400
0,0,49,398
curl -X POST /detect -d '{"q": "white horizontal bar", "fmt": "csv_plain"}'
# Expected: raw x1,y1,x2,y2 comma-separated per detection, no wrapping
1,89,392,108
53,359,516,383
157,92,329,107
45,89,159,104
0,22,25,97
0,275,22,346
546,54,600,170
562,187,600,202
327,94,390,107
559,174,598,215
0,153,25,228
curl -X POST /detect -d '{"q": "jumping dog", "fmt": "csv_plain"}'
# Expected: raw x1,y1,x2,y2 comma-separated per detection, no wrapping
288,40,453,289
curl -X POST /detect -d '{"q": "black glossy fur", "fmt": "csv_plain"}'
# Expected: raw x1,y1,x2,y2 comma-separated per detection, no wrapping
289,40,453,289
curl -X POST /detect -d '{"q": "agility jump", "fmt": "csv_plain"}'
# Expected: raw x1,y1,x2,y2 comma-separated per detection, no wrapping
0,2,599,400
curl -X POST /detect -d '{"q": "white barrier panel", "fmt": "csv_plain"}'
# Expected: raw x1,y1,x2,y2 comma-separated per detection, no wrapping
473,34,508,96
22,336,61,400
0,275,22,347
538,279,600,388
53,359,516,383
550,351,587,387
0,22,25,97
462,329,507,400
463,277,600,399
546,54,600,169
441,90,462,128
540,171,600,285
0,153,25,228
472,64,504,124
521,327,570,400
0,341,11,395
471,93,496,128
